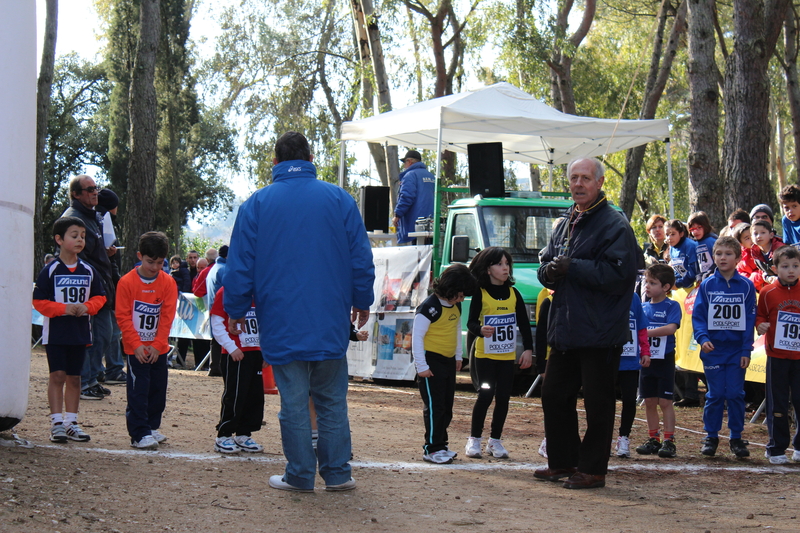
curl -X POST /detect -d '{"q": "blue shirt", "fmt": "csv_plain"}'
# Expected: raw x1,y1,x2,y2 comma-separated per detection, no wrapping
669,237,698,288
620,292,650,371
642,298,682,358
782,215,800,246
223,159,375,365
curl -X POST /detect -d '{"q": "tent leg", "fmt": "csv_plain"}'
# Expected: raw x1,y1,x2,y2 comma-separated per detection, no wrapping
338,137,346,188
665,139,674,219
432,113,444,275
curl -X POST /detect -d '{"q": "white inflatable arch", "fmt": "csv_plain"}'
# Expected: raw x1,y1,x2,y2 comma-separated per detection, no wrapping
0,3,35,431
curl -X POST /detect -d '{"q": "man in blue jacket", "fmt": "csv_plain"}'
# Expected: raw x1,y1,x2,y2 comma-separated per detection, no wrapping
224,132,375,492
392,150,435,244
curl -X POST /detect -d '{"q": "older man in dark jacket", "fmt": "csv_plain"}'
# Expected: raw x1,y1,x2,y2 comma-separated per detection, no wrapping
534,158,639,489
61,175,124,399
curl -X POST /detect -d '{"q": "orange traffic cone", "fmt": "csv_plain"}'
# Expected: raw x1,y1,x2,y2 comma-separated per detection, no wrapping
262,364,278,395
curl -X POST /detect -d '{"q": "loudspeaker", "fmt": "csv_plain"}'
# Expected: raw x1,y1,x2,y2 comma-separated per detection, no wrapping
468,142,505,198
359,186,390,233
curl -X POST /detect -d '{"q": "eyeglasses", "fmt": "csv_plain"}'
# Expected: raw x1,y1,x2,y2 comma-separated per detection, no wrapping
81,186,100,193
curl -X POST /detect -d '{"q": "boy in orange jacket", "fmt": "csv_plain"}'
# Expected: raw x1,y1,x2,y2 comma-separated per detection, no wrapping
116,232,177,449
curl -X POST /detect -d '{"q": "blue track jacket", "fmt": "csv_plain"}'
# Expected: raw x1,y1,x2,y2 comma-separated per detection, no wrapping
692,269,756,365
395,162,435,244
223,160,375,365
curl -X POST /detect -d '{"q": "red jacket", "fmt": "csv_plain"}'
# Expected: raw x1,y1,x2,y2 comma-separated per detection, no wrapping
744,236,785,291
756,279,800,360
192,264,213,297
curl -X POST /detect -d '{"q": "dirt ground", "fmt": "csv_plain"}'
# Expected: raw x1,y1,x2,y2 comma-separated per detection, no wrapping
1,347,800,533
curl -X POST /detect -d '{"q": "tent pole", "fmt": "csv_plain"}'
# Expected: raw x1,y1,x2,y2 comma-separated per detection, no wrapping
547,148,555,191
338,136,346,188
665,138,674,219
433,112,444,275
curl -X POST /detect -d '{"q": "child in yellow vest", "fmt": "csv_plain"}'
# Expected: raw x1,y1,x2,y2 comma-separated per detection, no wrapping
465,247,533,459
413,264,477,464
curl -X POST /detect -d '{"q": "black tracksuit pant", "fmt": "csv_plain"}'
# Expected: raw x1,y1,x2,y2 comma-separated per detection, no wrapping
216,350,265,438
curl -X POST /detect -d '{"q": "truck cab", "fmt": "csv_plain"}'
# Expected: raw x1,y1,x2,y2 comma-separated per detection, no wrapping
437,192,574,385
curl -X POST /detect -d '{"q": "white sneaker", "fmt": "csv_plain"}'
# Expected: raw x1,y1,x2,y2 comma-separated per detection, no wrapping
131,434,159,450
538,438,548,458
792,450,800,462
768,453,789,465
234,435,264,453
616,436,631,458
50,424,68,443
487,438,509,458
269,475,313,493
151,429,167,443
465,437,482,458
422,449,453,464
214,436,240,454
64,423,91,442
325,478,356,491
444,447,457,459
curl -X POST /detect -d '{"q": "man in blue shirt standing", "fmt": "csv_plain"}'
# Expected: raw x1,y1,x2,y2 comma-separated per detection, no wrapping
392,150,435,244
224,132,374,492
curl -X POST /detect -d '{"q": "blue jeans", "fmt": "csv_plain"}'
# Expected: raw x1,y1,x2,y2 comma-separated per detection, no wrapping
81,307,113,389
103,312,125,378
272,357,351,490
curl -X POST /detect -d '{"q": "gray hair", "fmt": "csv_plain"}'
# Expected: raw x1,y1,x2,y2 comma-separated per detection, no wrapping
567,158,604,181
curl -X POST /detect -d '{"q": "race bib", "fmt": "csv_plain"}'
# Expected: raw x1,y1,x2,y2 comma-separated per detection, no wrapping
648,323,667,359
622,319,638,357
774,311,800,352
484,313,516,355
696,244,713,274
238,307,260,348
133,300,161,342
54,275,90,304
670,257,687,279
706,292,745,331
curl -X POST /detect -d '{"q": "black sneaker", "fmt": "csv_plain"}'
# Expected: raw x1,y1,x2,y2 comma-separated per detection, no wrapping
658,439,677,458
701,436,719,456
729,438,750,458
104,372,127,385
94,384,112,396
635,437,662,455
80,387,104,401
673,398,700,407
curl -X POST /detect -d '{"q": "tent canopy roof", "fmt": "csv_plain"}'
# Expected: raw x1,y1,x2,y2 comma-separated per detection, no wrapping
340,82,670,165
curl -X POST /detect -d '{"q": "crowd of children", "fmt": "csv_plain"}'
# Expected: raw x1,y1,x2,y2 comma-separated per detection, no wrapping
34,186,800,469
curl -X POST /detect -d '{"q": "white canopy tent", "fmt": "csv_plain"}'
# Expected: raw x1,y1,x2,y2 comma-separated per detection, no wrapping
339,82,673,212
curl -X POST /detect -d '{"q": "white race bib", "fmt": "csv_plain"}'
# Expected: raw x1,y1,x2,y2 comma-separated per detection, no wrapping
622,319,638,357
54,274,90,304
238,307,260,348
706,292,745,331
133,300,161,342
670,257,687,279
774,311,800,352
696,243,713,274
484,313,516,355
648,323,667,360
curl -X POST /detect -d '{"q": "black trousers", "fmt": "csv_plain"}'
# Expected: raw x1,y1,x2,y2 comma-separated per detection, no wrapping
617,370,639,437
216,350,265,438
418,352,456,454
470,357,514,439
542,346,621,476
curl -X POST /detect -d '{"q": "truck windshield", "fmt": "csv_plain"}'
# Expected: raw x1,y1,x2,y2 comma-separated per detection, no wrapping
482,206,566,262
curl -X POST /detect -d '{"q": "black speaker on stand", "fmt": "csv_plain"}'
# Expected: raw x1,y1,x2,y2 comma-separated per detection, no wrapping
359,186,390,233
468,142,505,198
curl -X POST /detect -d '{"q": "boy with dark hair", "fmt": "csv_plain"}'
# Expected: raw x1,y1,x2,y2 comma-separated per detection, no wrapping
33,217,107,443
636,264,682,458
693,236,756,457
413,263,477,464
116,231,178,449
780,184,800,246
756,245,800,464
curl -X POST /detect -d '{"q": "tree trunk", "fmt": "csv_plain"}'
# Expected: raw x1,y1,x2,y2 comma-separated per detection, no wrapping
687,0,724,228
35,0,58,277
547,0,595,115
620,0,687,219
784,5,800,182
722,0,790,214
123,0,160,270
